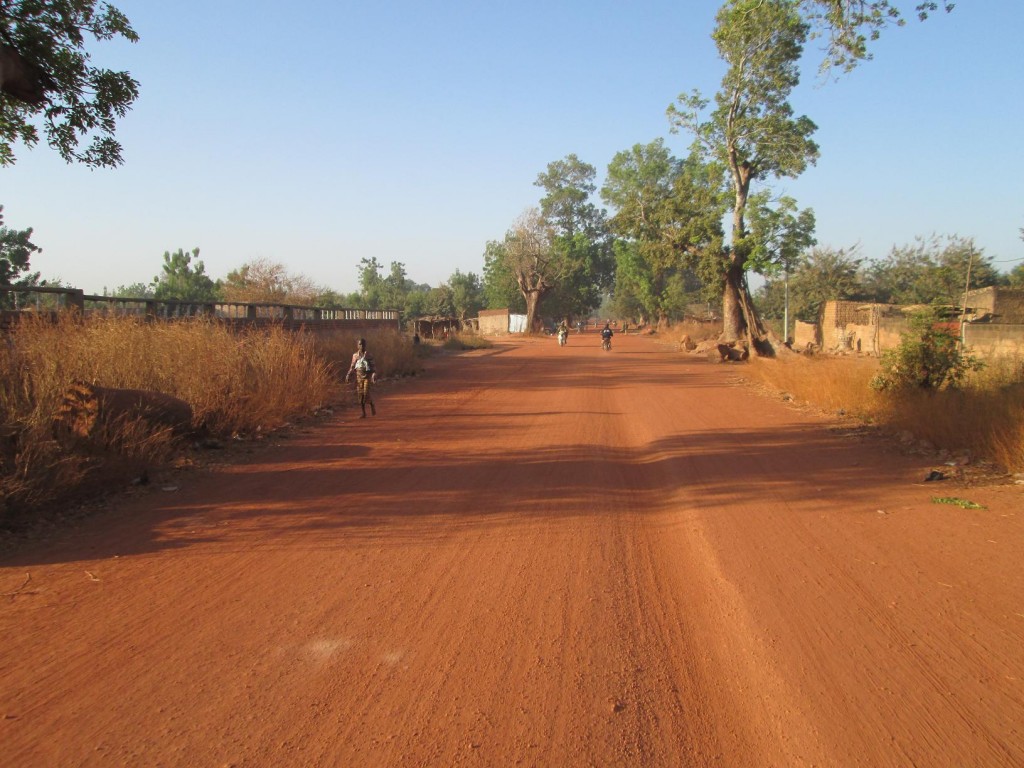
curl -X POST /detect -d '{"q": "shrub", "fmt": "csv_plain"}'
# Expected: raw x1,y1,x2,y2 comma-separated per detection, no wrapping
870,309,983,392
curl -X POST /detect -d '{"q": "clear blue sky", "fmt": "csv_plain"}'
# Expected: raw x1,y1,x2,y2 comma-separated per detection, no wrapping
3,0,1023,296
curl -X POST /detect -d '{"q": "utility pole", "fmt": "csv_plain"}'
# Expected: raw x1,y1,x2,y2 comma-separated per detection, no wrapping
959,246,974,349
783,270,790,345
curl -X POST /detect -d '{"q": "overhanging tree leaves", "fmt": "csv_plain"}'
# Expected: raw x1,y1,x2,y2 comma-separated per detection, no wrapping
0,0,139,167
668,0,819,354
799,1,955,73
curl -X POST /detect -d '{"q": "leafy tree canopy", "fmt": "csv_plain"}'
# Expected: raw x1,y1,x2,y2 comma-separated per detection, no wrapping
107,281,153,299
1,0,140,167
534,154,614,321
0,204,41,287
482,239,525,313
151,248,219,302
446,269,484,322
864,235,1001,306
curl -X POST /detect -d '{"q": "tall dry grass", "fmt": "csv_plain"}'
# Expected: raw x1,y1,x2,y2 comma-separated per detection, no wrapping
0,317,421,519
746,353,1024,473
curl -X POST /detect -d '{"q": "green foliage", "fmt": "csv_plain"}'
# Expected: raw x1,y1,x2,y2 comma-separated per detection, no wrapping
446,269,484,321
0,204,42,288
758,245,865,323
668,0,818,346
482,239,525,312
1008,262,1024,288
745,193,817,277
534,154,614,320
108,282,153,299
601,141,726,325
864,235,1001,306
931,497,986,510
355,257,419,318
799,1,956,74
871,309,982,392
151,248,219,302
1,0,140,167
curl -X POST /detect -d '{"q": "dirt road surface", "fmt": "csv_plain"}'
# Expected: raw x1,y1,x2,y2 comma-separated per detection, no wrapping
2,334,1022,767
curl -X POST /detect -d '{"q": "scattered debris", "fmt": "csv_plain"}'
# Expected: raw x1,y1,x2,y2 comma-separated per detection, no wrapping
932,497,986,510
84,570,100,582
924,470,945,482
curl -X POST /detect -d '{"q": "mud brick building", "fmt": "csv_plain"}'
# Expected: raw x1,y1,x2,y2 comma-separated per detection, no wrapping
818,301,909,355
961,287,1024,357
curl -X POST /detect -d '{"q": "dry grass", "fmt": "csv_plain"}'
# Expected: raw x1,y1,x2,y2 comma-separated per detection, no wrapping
746,352,1024,473
442,333,494,351
0,317,420,520
666,319,723,344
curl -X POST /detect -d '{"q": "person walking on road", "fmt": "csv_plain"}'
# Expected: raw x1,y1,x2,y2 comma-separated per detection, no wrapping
345,337,377,418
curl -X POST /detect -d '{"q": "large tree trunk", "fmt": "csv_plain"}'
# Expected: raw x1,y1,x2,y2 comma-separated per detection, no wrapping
721,262,775,356
721,163,775,356
524,290,542,334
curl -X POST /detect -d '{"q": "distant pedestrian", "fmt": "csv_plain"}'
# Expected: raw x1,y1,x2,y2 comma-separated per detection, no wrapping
345,337,377,418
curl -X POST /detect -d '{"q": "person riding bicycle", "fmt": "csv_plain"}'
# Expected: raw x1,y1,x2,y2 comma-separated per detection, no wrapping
601,322,613,350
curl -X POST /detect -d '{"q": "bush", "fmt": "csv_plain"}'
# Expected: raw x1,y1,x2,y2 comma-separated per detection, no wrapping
871,309,983,392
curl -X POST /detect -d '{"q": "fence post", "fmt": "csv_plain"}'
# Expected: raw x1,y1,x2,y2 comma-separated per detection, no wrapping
66,289,85,314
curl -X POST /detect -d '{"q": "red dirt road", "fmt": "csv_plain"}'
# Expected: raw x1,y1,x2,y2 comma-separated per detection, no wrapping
2,334,1022,767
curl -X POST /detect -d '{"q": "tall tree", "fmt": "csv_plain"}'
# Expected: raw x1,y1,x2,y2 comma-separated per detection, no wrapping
446,269,484,322
221,258,291,304
602,140,679,326
1,0,140,167
151,248,219,302
534,154,613,321
502,208,557,331
602,140,727,326
668,0,819,354
482,239,525,312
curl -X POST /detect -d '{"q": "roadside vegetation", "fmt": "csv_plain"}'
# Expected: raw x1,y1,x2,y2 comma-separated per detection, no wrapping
741,348,1024,475
0,316,420,524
